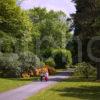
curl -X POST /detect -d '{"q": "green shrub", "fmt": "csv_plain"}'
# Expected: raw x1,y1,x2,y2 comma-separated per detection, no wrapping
2,64,21,78
0,52,42,78
74,62,96,78
45,58,55,67
0,53,21,78
19,51,40,71
52,49,72,68
39,61,45,67
33,55,41,67
66,64,75,69
42,48,52,58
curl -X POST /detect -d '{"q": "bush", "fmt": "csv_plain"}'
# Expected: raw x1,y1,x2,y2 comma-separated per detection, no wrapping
45,58,55,67
66,64,75,69
52,49,72,69
74,62,96,78
19,51,40,72
39,61,45,67
0,52,42,78
33,55,41,67
2,65,21,78
0,53,21,78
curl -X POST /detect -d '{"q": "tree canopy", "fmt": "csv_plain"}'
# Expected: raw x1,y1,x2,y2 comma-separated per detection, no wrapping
0,0,71,77
72,0,100,79
29,8,71,59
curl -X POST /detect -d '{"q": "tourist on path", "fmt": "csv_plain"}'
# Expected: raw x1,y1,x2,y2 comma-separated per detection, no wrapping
40,72,44,82
45,72,49,82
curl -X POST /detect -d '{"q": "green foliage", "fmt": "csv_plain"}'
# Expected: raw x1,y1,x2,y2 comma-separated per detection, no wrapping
74,62,96,78
66,50,72,64
72,0,100,79
19,51,41,72
0,34,16,53
0,52,42,78
0,0,32,38
0,0,33,53
0,0,72,77
52,49,72,68
65,64,75,69
0,53,21,78
45,58,55,67
39,61,45,67
29,8,70,57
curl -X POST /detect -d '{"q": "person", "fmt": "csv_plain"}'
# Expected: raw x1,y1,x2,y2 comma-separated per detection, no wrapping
45,72,49,82
40,72,44,82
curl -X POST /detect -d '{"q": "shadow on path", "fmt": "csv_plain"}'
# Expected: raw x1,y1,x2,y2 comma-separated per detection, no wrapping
52,86,100,100
51,78,100,100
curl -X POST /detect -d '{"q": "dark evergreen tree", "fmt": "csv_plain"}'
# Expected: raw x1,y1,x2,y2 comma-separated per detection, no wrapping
72,0,100,79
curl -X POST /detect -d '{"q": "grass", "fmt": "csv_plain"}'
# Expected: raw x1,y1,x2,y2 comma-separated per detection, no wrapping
28,78,100,100
0,77,39,92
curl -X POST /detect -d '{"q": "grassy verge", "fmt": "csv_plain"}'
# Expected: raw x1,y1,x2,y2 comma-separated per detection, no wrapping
0,77,39,92
28,78,100,100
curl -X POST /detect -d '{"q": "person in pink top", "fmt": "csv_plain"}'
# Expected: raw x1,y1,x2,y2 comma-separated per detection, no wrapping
45,72,49,82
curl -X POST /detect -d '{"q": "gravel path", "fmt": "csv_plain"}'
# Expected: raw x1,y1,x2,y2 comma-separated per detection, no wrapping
0,71,70,100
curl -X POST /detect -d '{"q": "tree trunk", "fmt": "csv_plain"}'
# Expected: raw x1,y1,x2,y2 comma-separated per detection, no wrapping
97,63,100,80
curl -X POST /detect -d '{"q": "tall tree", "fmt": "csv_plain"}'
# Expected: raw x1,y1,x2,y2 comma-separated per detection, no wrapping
0,0,33,53
29,8,70,59
72,0,100,79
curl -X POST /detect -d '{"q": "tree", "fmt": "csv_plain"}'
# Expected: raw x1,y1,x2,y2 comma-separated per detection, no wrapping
52,49,72,68
29,8,71,60
0,0,33,53
72,0,100,79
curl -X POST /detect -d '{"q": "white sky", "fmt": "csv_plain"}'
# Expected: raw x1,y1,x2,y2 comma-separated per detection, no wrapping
21,0,76,17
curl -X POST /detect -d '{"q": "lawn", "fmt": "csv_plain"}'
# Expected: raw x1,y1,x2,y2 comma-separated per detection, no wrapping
0,77,39,92
28,78,100,100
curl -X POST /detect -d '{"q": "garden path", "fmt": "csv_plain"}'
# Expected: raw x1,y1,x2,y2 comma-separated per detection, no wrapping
0,71,70,100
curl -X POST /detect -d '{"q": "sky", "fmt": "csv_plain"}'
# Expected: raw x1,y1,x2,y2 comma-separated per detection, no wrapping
21,0,76,17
